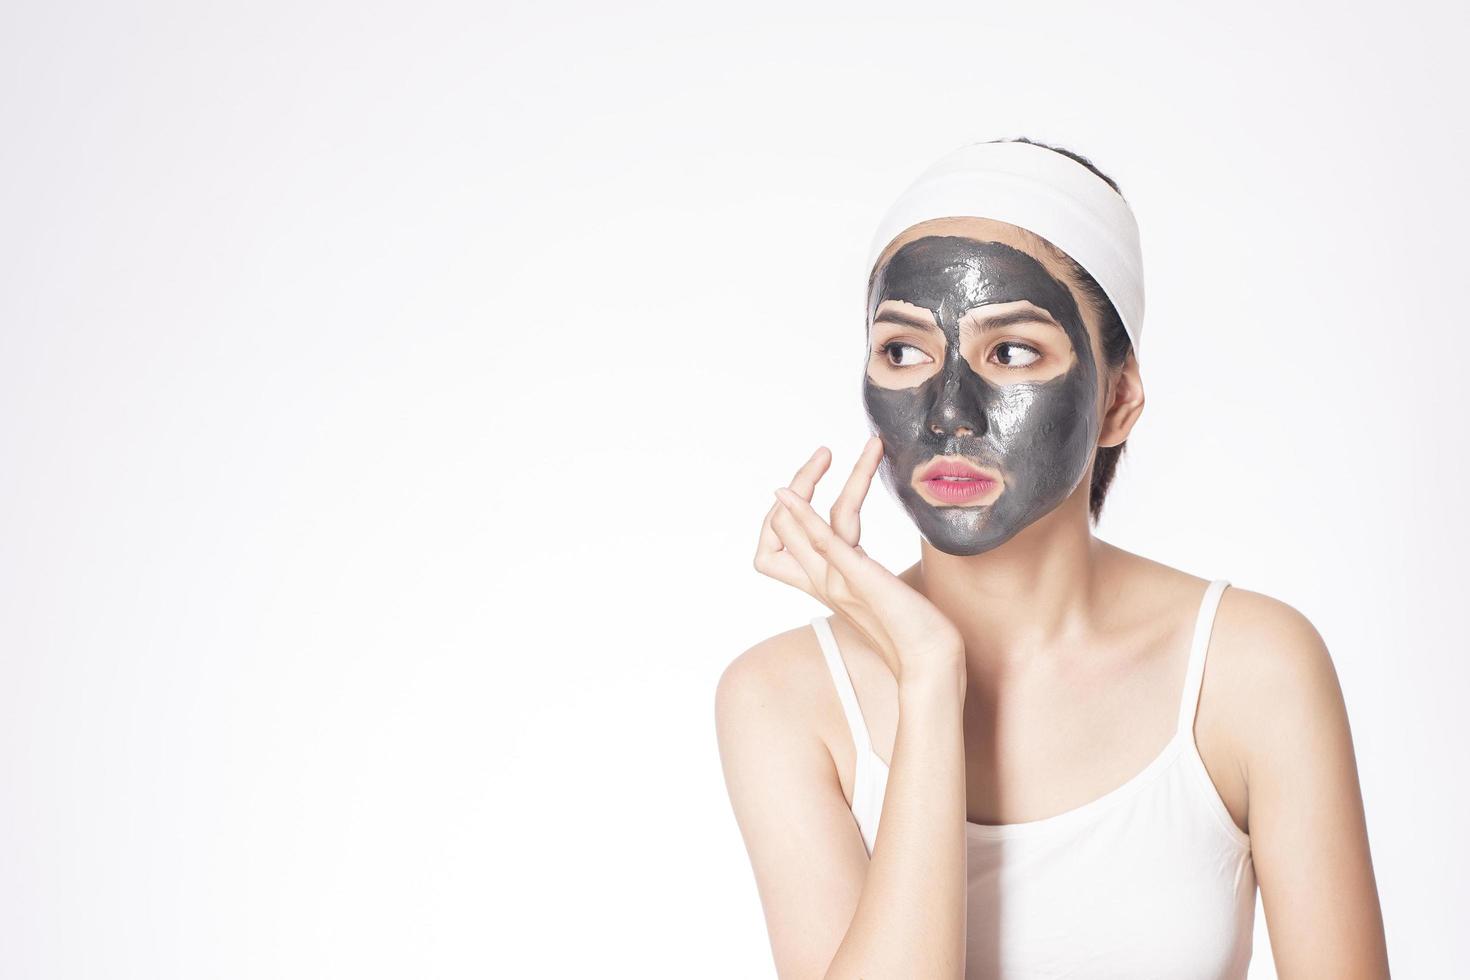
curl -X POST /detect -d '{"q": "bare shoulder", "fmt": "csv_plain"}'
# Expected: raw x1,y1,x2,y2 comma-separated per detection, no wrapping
714,621,849,792
1206,585,1349,783
715,621,835,739
1208,586,1388,972
1104,546,1336,700
1210,585,1339,712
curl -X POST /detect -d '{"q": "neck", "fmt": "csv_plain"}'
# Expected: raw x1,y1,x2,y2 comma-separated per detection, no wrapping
905,488,1115,677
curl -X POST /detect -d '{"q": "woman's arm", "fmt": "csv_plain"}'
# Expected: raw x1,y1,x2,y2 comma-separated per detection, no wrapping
1231,593,1391,977
716,638,968,979
721,439,971,978
831,662,968,978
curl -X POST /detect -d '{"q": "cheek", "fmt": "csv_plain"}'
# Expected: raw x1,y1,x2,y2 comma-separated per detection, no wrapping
986,387,1043,443
1016,389,1085,435
1001,380,1099,474
862,380,928,445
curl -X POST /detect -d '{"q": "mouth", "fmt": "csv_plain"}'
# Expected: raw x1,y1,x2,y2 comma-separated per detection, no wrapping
912,456,1004,506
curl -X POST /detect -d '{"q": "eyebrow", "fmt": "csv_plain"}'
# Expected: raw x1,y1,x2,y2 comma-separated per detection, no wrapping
966,306,1066,335
873,306,941,333
873,303,1065,335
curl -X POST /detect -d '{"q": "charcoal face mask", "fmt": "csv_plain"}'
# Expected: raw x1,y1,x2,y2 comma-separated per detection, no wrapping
863,236,1102,556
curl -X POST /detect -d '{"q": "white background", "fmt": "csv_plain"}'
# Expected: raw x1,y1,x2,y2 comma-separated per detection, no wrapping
2,1,1465,976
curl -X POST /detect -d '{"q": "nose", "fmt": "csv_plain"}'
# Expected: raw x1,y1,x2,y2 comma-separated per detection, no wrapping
931,419,977,437
926,374,987,439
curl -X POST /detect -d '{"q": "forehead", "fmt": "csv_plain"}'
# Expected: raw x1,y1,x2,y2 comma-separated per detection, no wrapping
868,216,1102,347
871,216,1070,288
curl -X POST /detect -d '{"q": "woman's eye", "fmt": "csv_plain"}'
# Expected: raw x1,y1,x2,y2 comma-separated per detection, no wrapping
993,341,1041,368
878,342,931,368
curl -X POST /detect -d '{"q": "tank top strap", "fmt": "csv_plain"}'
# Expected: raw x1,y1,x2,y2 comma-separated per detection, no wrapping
1176,579,1232,737
810,615,876,760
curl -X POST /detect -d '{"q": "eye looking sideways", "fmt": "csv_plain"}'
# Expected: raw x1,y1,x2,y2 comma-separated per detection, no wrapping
867,300,1077,381
861,234,1102,557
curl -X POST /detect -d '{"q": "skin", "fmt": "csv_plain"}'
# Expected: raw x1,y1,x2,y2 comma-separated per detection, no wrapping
717,217,1391,978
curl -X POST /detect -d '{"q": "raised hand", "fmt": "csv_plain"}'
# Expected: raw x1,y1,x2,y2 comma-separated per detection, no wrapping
754,436,964,683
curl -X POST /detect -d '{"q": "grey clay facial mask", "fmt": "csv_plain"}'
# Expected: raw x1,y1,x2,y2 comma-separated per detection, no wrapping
863,236,1101,556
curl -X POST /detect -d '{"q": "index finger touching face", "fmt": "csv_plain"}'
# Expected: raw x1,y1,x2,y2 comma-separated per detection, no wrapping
830,435,884,545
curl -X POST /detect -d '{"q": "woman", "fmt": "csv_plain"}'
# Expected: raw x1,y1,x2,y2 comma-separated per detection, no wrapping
715,138,1390,979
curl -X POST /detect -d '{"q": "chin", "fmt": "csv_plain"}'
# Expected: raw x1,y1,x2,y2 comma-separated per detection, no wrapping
922,531,1020,557
910,509,1027,557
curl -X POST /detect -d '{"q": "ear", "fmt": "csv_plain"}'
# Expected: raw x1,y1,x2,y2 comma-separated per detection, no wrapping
1098,350,1144,448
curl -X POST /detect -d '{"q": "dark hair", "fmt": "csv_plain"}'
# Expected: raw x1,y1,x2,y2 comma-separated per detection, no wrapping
984,137,1133,524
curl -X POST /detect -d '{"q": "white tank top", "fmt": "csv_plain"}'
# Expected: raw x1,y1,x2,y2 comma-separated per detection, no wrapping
811,578,1256,978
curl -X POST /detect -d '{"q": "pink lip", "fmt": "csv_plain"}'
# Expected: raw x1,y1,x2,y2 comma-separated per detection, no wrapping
914,457,1003,505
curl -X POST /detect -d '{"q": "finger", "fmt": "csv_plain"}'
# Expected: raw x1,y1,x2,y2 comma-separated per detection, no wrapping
754,499,813,593
756,446,830,560
831,434,884,545
758,499,805,581
776,485,886,589
788,445,831,502
770,488,830,591
757,543,819,597
755,498,779,555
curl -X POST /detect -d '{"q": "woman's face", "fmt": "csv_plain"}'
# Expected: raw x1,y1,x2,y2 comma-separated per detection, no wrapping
863,217,1107,556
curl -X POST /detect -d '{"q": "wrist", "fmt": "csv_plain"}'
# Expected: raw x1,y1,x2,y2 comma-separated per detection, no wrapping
898,657,967,700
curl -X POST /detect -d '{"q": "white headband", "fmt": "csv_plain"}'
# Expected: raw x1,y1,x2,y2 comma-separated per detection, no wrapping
865,140,1146,357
